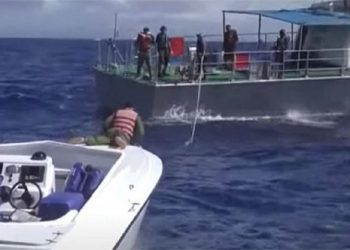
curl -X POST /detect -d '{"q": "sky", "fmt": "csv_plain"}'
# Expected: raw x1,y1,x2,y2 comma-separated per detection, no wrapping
0,0,320,39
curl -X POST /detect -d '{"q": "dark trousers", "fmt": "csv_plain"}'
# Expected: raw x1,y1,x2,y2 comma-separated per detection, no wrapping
137,51,152,78
196,54,207,80
275,51,285,79
158,49,170,76
224,51,235,70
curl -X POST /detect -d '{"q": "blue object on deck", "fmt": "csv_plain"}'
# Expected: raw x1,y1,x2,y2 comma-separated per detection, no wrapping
38,192,85,221
81,166,104,199
64,162,86,193
225,8,350,26
38,163,104,221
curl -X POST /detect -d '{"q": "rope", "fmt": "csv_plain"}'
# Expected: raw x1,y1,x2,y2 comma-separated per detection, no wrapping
185,49,205,146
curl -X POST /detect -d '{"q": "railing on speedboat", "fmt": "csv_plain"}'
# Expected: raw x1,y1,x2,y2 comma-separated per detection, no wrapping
96,33,350,84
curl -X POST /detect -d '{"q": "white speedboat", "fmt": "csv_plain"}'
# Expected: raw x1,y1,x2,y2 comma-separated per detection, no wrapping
0,140,162,250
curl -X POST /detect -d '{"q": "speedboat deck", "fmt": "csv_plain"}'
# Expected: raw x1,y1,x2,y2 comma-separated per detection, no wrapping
0,141,162,250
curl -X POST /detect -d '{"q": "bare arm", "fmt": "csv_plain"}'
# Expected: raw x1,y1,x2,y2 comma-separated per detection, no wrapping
136,116,145,138
104,114,114,132
132,116,145,145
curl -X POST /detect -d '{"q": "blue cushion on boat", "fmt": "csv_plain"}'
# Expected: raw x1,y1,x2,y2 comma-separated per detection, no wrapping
37,164,104,221
38,192,85,221
64,162,86,193
81,166,104,199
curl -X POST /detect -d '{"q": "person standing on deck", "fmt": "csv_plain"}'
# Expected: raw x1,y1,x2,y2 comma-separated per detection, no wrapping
156,26,172,77
274,29,289,78
195,33,207,80
223,25,239,70
135,27,155,80
68,103,144,149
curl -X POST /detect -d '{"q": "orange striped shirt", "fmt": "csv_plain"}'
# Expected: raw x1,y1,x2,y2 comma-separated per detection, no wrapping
113,108,137,138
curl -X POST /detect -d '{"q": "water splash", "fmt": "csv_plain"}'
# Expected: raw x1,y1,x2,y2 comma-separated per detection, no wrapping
285,110,342,128
147,105,344,128
147,105,211,126
147,105,278,125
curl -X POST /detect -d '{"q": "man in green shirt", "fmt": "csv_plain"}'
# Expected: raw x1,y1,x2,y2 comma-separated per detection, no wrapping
68,103,144,148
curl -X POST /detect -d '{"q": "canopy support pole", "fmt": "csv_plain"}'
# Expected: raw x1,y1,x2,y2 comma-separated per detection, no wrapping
222,11,226,40
258,14,262,47
291,23,294,48
297,25,304,72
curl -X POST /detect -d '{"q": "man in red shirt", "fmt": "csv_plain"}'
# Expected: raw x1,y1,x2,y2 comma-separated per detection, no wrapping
223,25,239,70
135,27,155,80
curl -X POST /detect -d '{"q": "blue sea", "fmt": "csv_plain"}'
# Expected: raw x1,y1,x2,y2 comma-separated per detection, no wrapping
1,38,350,250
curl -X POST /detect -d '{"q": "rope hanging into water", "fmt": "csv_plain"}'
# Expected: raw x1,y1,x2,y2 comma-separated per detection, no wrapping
185,49,205,146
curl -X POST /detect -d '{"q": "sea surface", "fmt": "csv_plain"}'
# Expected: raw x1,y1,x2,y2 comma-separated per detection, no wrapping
1,38,350,250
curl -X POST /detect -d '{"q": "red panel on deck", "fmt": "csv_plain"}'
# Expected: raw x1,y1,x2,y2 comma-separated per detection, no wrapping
234,53,250,71
170,37,185,57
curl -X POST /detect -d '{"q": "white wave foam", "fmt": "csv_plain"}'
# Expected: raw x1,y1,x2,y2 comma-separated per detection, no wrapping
146,105,344,127
148,105,210,125
198,114,276,122
59,104,66,110
151,105,278,123
0,92,37,100
285,110,342,128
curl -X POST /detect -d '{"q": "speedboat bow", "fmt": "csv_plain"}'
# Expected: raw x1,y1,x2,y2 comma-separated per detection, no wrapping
0,140,162,249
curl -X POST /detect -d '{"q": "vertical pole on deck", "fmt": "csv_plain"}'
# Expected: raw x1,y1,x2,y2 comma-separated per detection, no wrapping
223,10,227,74
113,13,118,64
258,14,262,47
97,39,102,68
107,44,111,68
222,11,226,39
113,13,118,41
291,23,294,48
297,25,303,73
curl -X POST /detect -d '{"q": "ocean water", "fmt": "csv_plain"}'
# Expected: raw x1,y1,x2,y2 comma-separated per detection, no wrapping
1,38,350,250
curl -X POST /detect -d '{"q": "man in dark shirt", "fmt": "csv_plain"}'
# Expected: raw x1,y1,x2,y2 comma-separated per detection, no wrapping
223,24,239,70
274,29,289,78
156,26,172,77
196,33,206,80
275,29,289,62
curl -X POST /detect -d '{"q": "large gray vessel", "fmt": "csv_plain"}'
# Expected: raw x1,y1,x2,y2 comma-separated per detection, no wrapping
94,5,350,120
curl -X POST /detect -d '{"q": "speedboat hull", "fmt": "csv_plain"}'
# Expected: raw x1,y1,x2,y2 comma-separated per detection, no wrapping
0,141,162,250
113,201,149,250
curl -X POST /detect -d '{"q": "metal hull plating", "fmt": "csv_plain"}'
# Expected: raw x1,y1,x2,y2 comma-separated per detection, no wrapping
95,70,155,118
95,69,350,119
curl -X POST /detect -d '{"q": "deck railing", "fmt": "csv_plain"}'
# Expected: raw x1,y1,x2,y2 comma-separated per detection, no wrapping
184,48,350,82
96,35,350,84
183,31,297,45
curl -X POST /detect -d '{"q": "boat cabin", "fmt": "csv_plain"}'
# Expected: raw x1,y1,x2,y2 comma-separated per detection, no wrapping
224,8,350,78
